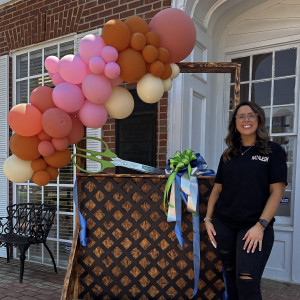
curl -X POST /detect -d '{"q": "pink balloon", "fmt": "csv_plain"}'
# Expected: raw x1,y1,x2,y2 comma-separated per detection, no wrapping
58,55,87,84
82,74,112,104
67,116,85,145
52,137,69,151
51,72,65,86
79,34,106,64
101,46,118,63
38,130,52,141
79,100,107,129
149,8,196,63
104,62,120,79
110,77,123,86
45,56,60,73
89,57,105,74
38,140,55,157
52,82,84,113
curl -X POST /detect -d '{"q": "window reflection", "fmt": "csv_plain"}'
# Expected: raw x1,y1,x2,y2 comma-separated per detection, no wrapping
272,107,294,134
252,53,272,80
274,78,295,105
232,56,250,82
251,81,271,106
275,48,296,77
30,50,42,76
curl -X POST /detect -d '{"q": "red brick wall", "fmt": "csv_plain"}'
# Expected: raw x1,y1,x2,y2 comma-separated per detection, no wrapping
0,0,171,170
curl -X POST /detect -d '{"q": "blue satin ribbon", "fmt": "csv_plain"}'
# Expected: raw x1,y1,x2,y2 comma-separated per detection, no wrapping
73,179,88,246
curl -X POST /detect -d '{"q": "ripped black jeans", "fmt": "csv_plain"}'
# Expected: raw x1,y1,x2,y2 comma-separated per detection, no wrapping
213,216,274,300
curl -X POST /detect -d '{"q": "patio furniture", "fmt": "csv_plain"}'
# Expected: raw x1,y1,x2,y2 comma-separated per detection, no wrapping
0,203,57,283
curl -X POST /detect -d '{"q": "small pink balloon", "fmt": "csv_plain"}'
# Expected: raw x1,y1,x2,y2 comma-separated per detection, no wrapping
79,34,106,64
104,62,121,79
82,74,112,104
58,55,87,84
89,57,105,74
79,100,108,129
51,72,65,86
101,46,118,63
53,82,84,113
110,77,123,86
45,56,60,73
52,137,69,151
38,140,55,157
38,130,52,141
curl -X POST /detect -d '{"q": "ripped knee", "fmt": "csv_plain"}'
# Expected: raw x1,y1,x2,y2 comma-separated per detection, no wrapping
220,250,235,273
239,273,252,280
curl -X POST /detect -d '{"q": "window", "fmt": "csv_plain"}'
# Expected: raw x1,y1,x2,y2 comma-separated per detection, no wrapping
229,47,297,220
13,39,75,267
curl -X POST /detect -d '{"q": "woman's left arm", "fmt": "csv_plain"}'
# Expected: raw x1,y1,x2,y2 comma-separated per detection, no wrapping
243,182,286,253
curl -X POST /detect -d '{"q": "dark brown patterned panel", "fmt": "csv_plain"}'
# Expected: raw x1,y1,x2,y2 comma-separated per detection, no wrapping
76,174,224,299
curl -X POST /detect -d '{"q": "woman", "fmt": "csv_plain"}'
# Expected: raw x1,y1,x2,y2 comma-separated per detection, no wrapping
205,102,287,300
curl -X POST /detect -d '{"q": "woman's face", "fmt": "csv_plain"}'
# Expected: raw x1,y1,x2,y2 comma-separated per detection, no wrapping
235,105,258,140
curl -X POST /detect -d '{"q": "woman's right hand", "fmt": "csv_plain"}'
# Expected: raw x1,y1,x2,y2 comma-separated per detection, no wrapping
205,221,217,248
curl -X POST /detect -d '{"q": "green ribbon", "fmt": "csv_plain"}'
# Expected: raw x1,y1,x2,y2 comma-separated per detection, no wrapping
163,149,196,214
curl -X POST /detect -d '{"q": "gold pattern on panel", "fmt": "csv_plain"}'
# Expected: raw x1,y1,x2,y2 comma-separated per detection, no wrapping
139,257,150,268
95,190,105,202
129,284,141,297
139,275,150,288
112,228,123,240
130,247,141,259
110,284,122,297
102,256,113,268
103,220,115,230
131,210,142,222
122,219,133,230
139,238,151,250
112,246,123,258
140,220,151,231
158,220,169,232
113,191,124,202
205,250,217,262
121,237,132,249
167,267,178,279
148,266,159,278
140,201,151,212
83,274,94,286
92,265,103,276
120,275,132,286
205,269,216,281
87,237,95,248
186,250,193,261
102,237,114,249
83,255,95,267
93,227,105,239
185,268,194,280
92,284,103,295
158,239,169,251
130,266,141,278
150,210,160,222
132,192,143,203
85,181,96,193
157,257,169,269
176,277,187,289
148,285,159,298
113,210,123,221
166,286,177,297
177,259,188,270
93,246,105,258
157,276,168,289
102,275,113,286
87,218,96,230
103,181,114,192
148,248,160,259
121,181,134,193
103,200,114,211
122,200,133,212
85,199,96,211
167,249,179,260
111,265,122,277
149,192,161,203
149,229,159,241
131,228,141,240
140,182,152,193
204,288,216,300
94,208,105,221
121,256,132,268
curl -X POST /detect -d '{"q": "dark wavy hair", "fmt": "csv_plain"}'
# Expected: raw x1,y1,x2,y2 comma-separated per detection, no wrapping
223,102,271,161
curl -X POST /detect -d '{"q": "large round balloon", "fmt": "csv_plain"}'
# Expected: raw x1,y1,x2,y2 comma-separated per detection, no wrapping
104,87,134,119
8,104,42,136
79,100,107,128
30,86,55,113
45,56,60,74
124,16,149,35
149,8,196,63
137,73,164,103
9,133,40,161
67,116,85,145
3,155,34,183
117,48,146,83
52,82,84,113
58,54,87,84
79,34,106,64
44,148,71,168
42,108,72,138
82,74,112,104
102,19,130,51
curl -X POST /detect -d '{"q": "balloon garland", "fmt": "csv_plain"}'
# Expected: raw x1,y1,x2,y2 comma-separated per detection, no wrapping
3,8,196,186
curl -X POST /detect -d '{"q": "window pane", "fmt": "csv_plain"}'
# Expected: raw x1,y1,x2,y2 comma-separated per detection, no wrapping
44,185,58,206
262,106,271,132
16,54,28,79
231,56,250,82
44,74,55,88
16,185,28,203
59,214,73,240
59,241,71,267
276,190,291,217
272,106,294,134
252,53,272,80
59,187,73,213
30,50,42,76
60,41,74,58
28,243,42,263
273,78,295,105
272,136,294,163
28,185,42,203
30,77,42,95
44,240,58,265
251,81,271,106
275,48,296,77
44,45,58,73
48,215,58,239
16,80,28,104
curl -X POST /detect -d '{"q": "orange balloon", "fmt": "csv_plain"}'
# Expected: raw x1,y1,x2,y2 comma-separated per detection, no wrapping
142,45,158,63
9,133,41,161
150,61,165,77
8,104,42,137
46,166,59,180
32,170,51,186
160,63,172,80
130,33,146,51
117,48,146,83
145,31,160,48
158,47,170,64
67,116,85,145
31,158,47,171
124,16,149,35
102,19,130,51
30,86,55,113
52,137,69,151
44,148,71,168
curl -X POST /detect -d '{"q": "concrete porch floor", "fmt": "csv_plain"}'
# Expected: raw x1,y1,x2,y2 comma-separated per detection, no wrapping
0,258,299,299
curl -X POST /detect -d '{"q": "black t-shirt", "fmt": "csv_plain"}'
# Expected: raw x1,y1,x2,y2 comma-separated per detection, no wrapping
214,141,287,228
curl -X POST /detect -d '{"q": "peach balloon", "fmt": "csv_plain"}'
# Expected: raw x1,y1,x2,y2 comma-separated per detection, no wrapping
117,48,146,83
149,8,196,63
31,158,47,171
44,148,71,168
32,170,51,186
46,166,59,180
8,104,42,137
52,137,69,151
158,47,170,64
38,130,52,141
160,63,172,80
67,116,85,145
130,33,146,51
102,19,130,52
145,31,160,48
9,133,41,161
142,45,158,63
150,61,165,77
30,86,55,113
124,16,149,35
38,140,55,157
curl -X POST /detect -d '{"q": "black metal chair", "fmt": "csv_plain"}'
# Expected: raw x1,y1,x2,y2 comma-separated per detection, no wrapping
0,203,57,283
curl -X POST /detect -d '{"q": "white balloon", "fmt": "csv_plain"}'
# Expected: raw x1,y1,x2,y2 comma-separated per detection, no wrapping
3,155,34,183
162,78,172,92
170,63,180,79
104,87,134,119
137,73,164,104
